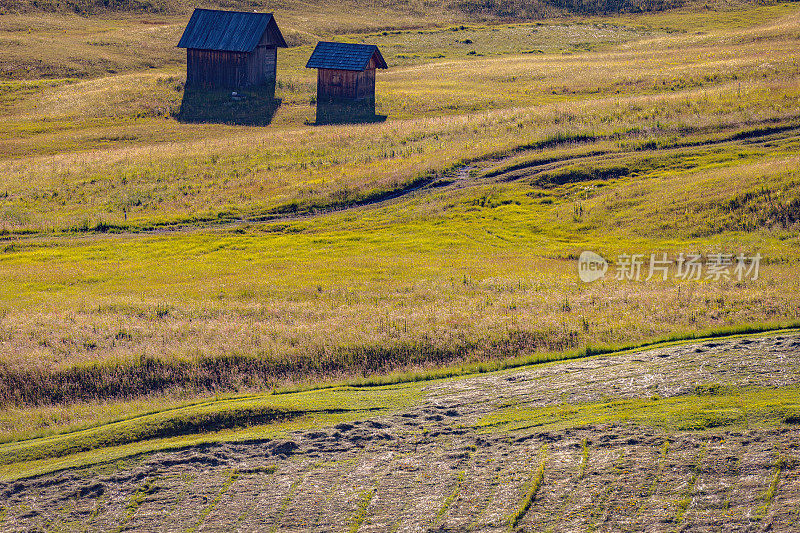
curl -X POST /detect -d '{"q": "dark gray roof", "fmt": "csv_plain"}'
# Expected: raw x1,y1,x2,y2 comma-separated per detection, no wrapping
305,42,388,71
177,8,287,52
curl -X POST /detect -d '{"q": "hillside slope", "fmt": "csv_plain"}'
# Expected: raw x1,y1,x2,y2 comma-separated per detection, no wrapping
1,333,799,531
0,3,798,432
0,7,799,527
1,0,685,17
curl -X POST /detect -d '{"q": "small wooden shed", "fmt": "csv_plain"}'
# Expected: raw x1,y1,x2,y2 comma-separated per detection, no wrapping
305,42,388,103
177,8,287,89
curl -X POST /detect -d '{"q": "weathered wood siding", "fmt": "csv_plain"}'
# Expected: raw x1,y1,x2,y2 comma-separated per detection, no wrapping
186,46,277,89
259,21,284,47
247,45,277,86
317,66,375,101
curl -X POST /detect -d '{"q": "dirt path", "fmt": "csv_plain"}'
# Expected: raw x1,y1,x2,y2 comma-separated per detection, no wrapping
1,333,799,532
3,122,798,244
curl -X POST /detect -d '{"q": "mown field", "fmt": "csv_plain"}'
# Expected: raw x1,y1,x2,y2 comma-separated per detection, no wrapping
0,0,799,478
2,331,800,531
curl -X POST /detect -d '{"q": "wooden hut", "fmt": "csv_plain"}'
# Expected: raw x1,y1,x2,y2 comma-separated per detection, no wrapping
178,9,287,89
306,42,387,123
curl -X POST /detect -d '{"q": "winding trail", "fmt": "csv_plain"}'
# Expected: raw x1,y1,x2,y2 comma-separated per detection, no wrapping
3,121,799,243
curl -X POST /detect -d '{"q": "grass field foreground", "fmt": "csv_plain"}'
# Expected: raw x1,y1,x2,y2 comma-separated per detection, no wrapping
0,1,799,466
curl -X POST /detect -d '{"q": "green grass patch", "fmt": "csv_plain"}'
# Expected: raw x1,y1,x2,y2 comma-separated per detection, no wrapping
349,488,375,533
755,455,786,520
579,438,589,479
0,382,422,478
476,384,800,434
509,448,547,530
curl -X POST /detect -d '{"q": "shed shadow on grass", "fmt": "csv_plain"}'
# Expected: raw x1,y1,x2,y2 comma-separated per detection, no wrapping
313,98,387,126
178,84,281,126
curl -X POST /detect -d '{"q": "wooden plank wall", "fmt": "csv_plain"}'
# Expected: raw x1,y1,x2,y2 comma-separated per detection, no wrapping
186,47,277,89
317,68,375,101
247,46,277,86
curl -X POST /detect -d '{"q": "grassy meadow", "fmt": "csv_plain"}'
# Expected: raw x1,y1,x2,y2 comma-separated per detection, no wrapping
0,0,799,456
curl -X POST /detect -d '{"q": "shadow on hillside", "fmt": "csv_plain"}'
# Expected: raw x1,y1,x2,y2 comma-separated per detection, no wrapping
178,84,281,126
314,98,387,126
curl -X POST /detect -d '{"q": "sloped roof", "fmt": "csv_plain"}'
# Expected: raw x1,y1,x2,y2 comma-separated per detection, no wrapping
177,8,287,52
305,42,388,71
